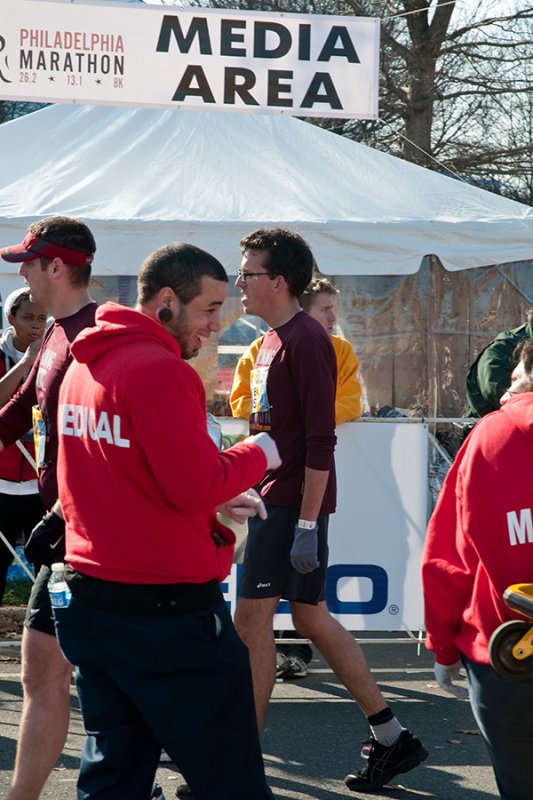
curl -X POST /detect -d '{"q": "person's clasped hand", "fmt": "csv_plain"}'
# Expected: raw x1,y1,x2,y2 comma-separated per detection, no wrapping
21,337,43,367
434,660,469,699
217,489,267,525
290,523,319,574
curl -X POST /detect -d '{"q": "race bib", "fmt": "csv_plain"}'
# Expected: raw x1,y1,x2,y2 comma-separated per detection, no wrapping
32,405,47,470
250,366,270,414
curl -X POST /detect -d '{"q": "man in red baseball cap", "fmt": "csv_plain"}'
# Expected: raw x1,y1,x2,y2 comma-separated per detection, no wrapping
1,229,94,267
0,215,98,800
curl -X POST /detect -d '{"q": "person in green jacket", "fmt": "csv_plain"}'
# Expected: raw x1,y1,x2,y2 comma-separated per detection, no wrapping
465,308,533,418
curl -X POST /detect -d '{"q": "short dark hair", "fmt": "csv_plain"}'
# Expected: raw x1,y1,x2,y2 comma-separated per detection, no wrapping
299,277,337,312
517,339,533,381
137,242,228,306
29,216,95,288
240,227,314,297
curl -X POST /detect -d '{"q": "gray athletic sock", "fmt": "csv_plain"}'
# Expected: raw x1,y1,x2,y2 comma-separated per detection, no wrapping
370,717,404,747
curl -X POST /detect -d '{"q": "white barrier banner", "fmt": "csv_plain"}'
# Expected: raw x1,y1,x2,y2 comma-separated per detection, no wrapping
222,421,429,631
0,1,380,119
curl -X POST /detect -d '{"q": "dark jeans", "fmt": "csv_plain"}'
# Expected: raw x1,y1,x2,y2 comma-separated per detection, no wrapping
54,592,273,800
463,656,533,800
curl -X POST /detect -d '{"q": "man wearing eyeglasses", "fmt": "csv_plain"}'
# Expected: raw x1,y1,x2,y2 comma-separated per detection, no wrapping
232,227,427,794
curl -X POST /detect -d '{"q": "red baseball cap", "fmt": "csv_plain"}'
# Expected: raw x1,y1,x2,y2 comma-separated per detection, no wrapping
1,233,93,266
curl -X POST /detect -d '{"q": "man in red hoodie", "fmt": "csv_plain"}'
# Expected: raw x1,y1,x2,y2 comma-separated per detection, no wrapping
53,242,280,800
422,339,533,800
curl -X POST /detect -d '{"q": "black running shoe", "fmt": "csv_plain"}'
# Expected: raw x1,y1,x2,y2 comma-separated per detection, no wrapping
344,729,428,792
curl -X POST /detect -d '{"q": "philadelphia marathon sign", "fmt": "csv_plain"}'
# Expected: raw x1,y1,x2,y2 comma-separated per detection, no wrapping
0,0,380,119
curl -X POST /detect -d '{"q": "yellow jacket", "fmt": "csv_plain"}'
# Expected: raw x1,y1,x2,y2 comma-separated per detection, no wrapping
230,334,361,424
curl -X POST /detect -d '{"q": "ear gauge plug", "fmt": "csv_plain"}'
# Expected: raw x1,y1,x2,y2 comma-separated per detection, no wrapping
157,306,172,323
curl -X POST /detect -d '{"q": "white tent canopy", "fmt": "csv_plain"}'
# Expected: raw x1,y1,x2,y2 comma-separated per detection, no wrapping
0,103,532,278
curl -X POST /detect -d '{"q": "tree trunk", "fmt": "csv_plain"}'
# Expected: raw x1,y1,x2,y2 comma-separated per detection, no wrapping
402,64,436,166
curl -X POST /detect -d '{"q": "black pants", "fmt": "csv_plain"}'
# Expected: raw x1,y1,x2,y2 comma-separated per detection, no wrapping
464,656,533,800
54,583,274,800
0,492,44,603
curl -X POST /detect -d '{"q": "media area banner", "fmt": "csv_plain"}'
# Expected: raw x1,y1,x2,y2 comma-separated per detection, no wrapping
0,0,380,119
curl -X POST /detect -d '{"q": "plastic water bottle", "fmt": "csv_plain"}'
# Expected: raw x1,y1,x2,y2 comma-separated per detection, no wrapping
48,563,72,608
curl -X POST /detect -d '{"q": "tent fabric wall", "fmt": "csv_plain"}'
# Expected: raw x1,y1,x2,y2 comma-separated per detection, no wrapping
335,258,533,419
0,104,532,279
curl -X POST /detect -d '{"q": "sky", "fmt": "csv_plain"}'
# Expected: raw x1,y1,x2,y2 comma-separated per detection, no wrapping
119,0,527,20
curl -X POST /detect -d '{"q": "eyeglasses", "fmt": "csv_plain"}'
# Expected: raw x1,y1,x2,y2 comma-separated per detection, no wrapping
236,270,273,282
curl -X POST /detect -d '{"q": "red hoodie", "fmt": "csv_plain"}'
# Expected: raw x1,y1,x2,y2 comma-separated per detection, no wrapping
422,392,533,665
57,302,267,585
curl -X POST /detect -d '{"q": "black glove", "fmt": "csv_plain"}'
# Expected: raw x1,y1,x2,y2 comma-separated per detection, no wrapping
290,524,320,574
24,511,65,568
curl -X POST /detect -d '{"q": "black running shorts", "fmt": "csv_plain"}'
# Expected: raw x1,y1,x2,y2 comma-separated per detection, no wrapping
238,505,329,604
24,565,56,635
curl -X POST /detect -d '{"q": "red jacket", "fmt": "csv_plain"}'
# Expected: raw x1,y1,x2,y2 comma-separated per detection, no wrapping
57,303,267,585
0,350,37,484
0,304,97,508
422,392,533,665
